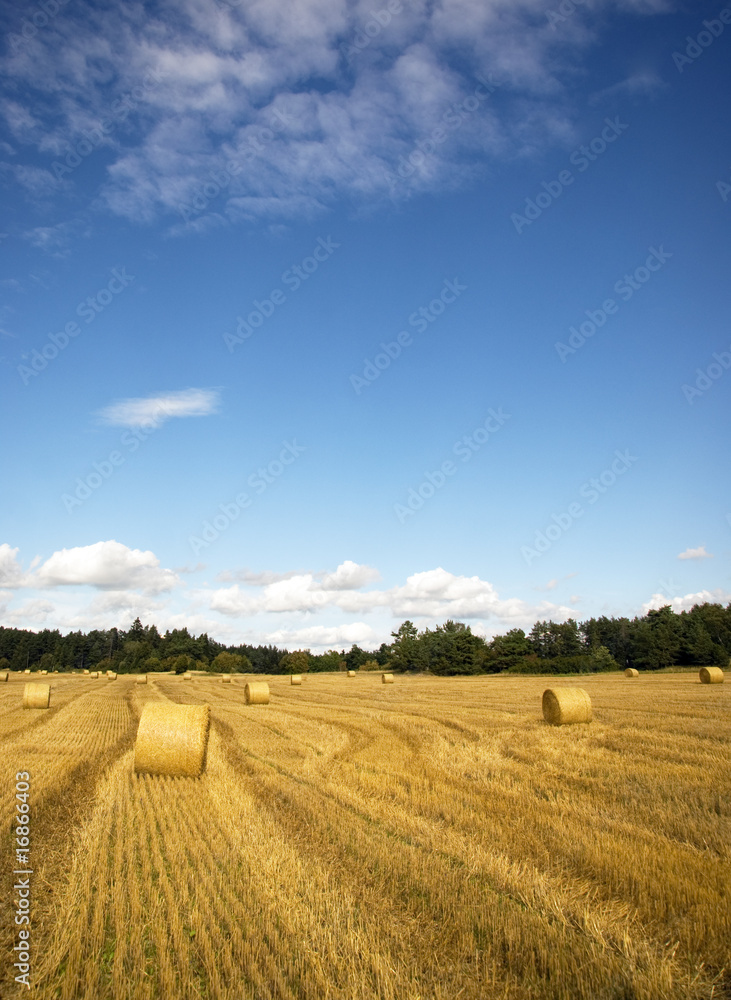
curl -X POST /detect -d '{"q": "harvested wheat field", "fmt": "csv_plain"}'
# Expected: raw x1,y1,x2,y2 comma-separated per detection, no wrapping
2,671,729,1000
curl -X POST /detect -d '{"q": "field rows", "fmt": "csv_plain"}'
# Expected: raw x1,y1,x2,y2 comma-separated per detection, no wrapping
2,672,729,999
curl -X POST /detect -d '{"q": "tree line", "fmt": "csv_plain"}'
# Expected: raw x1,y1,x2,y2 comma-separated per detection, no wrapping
0,602,729,676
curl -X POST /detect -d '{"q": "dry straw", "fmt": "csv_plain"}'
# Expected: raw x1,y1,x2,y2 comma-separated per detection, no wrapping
245,681,270,705
107,672,117,680
382,673,394,684
183,672,192,680
24,669,31,674
134,702,210,777
542,687,592,725
89,671,99,679
699,666,724,684
0,671,8,682
83,669,90,674
347,670,356,677
222,674,231,683
23,683,50,709
135,675,148,685
625,668,639,678
41,669,48,675
290,674,302,685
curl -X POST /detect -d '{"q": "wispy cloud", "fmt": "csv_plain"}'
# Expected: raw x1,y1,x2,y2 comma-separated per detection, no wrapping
677,545,713,561
97,388,221,428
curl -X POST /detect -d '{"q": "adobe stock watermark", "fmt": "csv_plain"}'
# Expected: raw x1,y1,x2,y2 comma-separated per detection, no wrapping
672,9,731,72
61,403,172,514
6,0,70,54
223,236,340,353
177,107,296,224
384,76,500,188
350,278,466,393
394,408,510,523
717,167,731,203
521,449,638,565
545,0,586,31
17,267,135,385
511,117,629,234
188,440,306,554
340,1,403,63
681,344,731,403
555,246,672,362
51,72,166,182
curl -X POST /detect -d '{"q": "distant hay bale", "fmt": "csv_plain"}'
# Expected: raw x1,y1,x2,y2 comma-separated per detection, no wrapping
107,672,117,680
624,668,639,678
245,681,270,705
0,671,8,682
83,669,90,674
221,674,231,683
542,687,592,725
382,673,394,684
24,669,31,674
134,702,210,777
41,669,48,675
347,670,356,677
183,671,192,680
700,667,724,684
89,671,99,678
135,675,148,685
23,683,50,709
290,674,302,685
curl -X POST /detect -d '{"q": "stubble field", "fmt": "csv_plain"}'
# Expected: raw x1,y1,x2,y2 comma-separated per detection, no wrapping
1,670,729,1000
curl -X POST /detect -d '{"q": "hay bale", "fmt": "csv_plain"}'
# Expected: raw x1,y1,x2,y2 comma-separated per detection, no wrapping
89,671,99,679
107,672,117,680
24,669,31,674
41,669,48,675
221,674,231,683
0,671,8,682
347,670,356,677
624,668,639,678
134,702,210,777
542,687,592,725
135,675,148,685
83,669,90,674
245,681,270,705
699,667,724,684
382,673,394,684
290,674,302,685
183,672,192,680
23,683,50,709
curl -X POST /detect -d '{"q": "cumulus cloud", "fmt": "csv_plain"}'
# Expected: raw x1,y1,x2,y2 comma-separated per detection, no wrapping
0,544,24,587
209,562,574,627
641,589,731,615
262,622,381,649
34,541,180,593
677,545,713,560
97,388,220,428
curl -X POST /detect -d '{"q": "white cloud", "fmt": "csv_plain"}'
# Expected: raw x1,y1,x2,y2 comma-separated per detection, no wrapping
262,622,380,650
97,388,220,428
641,589,731,615
0,544,24,587
320,560,380,589
34,540,180,593
677,545,713,560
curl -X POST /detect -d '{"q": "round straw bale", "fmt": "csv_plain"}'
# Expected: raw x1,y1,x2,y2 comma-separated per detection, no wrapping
542,687,592,725
699,666,724,684
134,702,210,777
347,670,356,677
24,668,31,674
107,672,117,680
245,681,270,705
221,674,231,683
135,675,148,684
23,683,50,709
83,669,90,674
89,671,99,679
624,668,639,678
0,671,8,682
290,674,302,685
382,672,394,684
183,671,192,680
41,669,48,675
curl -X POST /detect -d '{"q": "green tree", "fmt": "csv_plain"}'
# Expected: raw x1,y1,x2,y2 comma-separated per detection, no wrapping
486,628,532,670
421,621,486,675
389,621,424,672
211,651,251,673
280,650,311,674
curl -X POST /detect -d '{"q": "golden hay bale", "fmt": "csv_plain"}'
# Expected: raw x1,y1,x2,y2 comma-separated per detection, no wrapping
290,674,302,685
624,668,639,678
0,671,8,682
134,702,210,777
107,672,117,680
221,674,231,683
89,671,99,678
24,669,31,674
135,675,148,684
183,671,192,680
41,669,48,675
699,667,724,684
245,681,270,705
347,670,356,677
382,673,394,684
23,683,50,709
542,687,592,725
83,669,90,674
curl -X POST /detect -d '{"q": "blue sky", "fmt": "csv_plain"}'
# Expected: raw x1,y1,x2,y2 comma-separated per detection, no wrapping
1,0,730,650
